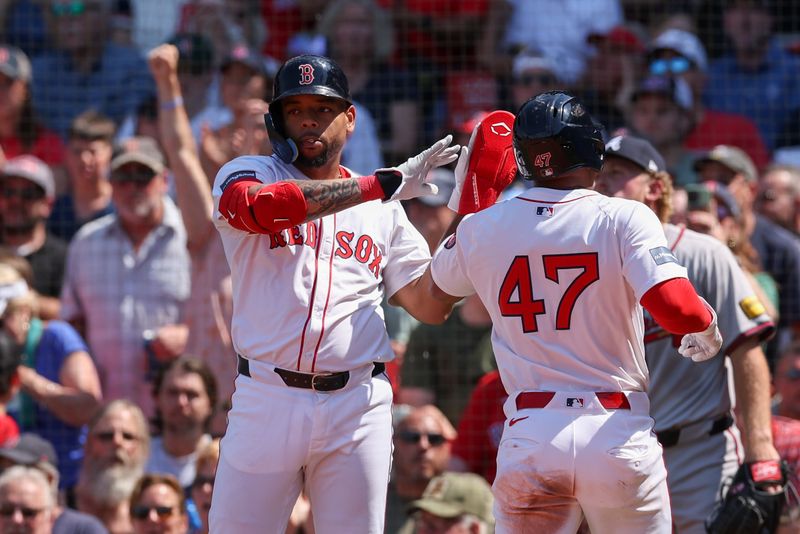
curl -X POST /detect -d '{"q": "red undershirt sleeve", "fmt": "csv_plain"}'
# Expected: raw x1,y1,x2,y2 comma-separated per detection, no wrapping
640,278,713,335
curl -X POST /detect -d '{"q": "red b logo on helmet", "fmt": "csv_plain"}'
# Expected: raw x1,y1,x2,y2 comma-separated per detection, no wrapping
298,64,314,85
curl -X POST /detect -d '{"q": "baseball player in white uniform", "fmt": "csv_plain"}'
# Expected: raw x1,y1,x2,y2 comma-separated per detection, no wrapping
597,135,780,533
206,55,460,534
426,92,724,533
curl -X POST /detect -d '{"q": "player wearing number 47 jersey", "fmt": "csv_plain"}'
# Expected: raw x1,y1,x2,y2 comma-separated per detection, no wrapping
207,54,461,534
425,92,723,533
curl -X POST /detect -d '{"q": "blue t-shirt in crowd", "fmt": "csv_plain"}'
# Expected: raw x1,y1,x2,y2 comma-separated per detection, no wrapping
27,321,91,490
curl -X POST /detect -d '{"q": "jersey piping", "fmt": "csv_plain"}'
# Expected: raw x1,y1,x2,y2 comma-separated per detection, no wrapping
516,192,600,205
296,219,323,371
311,213,337,372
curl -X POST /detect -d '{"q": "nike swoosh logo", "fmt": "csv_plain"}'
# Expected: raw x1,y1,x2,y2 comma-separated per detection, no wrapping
226,210,236,220
508,416,529,427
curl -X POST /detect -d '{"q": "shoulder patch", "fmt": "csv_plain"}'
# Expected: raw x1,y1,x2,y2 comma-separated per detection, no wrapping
220,170,258,191
739,296,767,319
443,233,457,249
649,246,679,265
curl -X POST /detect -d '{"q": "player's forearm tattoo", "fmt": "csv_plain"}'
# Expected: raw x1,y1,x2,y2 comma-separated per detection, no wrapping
296,179,363,221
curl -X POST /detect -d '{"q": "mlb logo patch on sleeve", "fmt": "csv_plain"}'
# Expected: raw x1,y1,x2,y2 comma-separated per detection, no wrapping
739,296,766,319
536,206,554,217
649,246,679,265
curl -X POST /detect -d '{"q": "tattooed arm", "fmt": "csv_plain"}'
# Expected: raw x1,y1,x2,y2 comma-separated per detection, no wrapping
288,177,365,221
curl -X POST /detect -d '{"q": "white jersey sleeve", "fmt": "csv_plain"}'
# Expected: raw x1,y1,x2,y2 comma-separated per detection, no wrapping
382,203,432,299
616,201,688,300
430,216,477,298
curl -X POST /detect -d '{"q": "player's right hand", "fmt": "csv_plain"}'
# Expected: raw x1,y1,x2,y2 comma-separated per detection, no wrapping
678,297,723,362
379,135,460,202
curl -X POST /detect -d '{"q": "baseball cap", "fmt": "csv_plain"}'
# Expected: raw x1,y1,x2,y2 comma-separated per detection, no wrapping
417,168,455,207
511,50,557,80
0,45,31,83
0,277,29,318
631,75,693,111
110,136,165,175
408,472,494,524
693,145,757,182
0,433,58,468
1,155,55,198
222,44,269,77
169,33,214,76
604,135,666,174
649,29,708,71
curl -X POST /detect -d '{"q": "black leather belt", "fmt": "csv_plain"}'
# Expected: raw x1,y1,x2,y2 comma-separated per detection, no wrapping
237,355,385,392
656,413,734,448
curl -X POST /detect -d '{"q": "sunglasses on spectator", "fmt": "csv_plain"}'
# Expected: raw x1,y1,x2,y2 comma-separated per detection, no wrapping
111,170,157,186
93,430,139,442
396,430,447,446
0,186,45,201
131,505,176,520
0,504,45,518
50,1,99,17
514,73,557,87
192,475,215,489
649,57,692,76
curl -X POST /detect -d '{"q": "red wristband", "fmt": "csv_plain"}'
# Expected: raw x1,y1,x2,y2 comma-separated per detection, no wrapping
358,175,384,201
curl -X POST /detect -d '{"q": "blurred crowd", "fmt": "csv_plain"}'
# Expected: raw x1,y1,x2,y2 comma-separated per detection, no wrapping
0,0,799,532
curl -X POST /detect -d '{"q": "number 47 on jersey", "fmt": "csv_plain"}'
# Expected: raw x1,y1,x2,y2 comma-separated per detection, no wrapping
498,253,599,333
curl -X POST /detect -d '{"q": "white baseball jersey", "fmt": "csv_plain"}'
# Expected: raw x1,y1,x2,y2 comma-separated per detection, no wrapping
430,187,688,398
212,155,430,372
645,224,775,430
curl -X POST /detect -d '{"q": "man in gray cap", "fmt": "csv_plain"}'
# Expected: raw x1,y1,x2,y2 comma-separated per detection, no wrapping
0,155,66,319
598,135,780,533
404,472,494,534
60,136,190,415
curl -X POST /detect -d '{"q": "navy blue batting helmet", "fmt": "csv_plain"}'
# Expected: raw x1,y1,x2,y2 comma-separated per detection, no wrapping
513,91,605,181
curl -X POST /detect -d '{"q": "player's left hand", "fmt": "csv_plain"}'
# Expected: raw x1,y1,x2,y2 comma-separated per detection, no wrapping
379,135,460,202
678,297,723,362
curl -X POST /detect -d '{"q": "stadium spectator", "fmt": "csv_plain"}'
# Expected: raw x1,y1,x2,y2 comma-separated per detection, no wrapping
186,438,218,534
704,0,800,150
149,43,235,431
0,155,67,320
318,0,420,163
404,472,495,534
146,358,215,490
0,44,65,167
756,164,800,235
386,404,456,534
0,433,108,533
510,50,562,114
129,473,188,534
626,75,697,185
448,367,506,484
579,24,645,133
128,0,187,53
0,261,102,494
496,0,623,84
60,137,190,415
76,400,150,534
0,465,56,534
773,340,800,421
683,181,779,322
48,111,116,243
648,28,770,170
198,44,271,180
31,0,153,138
0,330,21,446
695,145,800,365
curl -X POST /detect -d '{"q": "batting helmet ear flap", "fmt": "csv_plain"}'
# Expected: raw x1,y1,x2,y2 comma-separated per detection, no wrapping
264,112,299,164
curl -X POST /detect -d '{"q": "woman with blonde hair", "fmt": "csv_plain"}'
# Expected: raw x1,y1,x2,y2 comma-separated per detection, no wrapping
0,259,102,499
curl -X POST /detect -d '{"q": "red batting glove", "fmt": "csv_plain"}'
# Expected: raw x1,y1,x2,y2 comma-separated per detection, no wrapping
448,110,517,214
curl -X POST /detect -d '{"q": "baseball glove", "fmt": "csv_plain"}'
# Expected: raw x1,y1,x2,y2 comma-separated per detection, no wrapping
705,460,789,534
